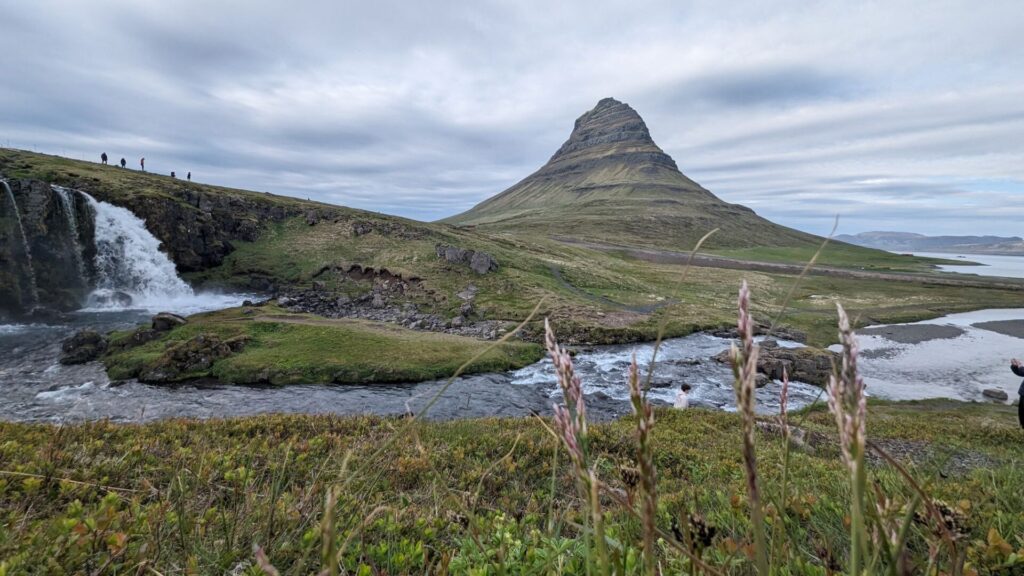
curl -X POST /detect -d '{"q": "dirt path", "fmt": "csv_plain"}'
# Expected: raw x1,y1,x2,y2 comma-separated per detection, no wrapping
559,239,1024,291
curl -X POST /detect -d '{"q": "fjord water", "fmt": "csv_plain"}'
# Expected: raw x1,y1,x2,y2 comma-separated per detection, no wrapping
913,251,1024,279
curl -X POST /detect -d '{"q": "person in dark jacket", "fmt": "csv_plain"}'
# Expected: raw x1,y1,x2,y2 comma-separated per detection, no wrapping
120,157,126,168
1013,358,1024,428
101,152,107,165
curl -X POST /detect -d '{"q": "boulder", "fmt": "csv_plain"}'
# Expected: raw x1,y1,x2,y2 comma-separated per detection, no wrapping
469,251,499,275
152,312,187,331
982,388,1009,402
714,340,837,387
435,244,499,275
60,330,108,365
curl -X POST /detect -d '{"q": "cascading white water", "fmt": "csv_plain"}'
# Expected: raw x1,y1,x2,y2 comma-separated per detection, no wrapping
82,193,195,309
51,185,88,286
2,180,40,308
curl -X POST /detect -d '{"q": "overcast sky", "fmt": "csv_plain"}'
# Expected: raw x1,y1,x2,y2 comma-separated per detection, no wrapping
2,1,1023,237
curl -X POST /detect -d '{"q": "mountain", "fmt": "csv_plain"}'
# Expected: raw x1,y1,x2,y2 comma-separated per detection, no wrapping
836,231,1024,256
443,97,823,250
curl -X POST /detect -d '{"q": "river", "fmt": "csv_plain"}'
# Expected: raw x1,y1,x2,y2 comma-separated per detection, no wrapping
3,303,1023,423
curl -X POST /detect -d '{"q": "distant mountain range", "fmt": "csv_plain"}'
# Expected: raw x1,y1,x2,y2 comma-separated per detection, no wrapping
836,231,1024,256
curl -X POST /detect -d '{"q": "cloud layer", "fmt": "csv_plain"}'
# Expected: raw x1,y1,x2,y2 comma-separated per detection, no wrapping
2,0,1022,236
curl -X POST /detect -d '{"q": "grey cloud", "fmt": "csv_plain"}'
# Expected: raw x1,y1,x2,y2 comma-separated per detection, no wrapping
1,0,1022,232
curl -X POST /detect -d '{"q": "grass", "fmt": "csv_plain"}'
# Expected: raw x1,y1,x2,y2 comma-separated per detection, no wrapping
0,400,1019,573
708,243,964,273
102,305,543,385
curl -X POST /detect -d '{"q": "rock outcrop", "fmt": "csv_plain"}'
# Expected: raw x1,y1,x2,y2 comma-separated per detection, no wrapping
435,244,499,274
60,330,108,365
138,333,248,383
1,179,96,318
714,339,837,387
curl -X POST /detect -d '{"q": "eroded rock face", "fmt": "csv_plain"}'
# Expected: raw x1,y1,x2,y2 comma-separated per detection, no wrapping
60,330,108,365
1,179,96,318
435,244,499,274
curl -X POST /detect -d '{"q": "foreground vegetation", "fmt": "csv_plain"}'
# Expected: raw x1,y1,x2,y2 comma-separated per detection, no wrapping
0,398,1019,574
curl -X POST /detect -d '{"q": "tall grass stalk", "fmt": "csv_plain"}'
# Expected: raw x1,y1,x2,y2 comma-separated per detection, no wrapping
827,303,869,575
546,318,609,574
627,354,657,575
729,281,770,575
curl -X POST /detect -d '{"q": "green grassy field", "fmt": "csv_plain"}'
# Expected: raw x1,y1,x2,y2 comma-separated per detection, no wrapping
0,400,1019,574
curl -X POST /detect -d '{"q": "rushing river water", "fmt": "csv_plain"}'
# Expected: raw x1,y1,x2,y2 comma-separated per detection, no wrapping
0,304,823,423
3,304,1022,424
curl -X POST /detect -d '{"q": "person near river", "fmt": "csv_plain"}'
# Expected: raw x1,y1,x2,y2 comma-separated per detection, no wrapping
674,383,693,410
1012,358,1024,428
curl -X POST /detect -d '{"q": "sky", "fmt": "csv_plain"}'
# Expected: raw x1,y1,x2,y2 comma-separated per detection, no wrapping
2,0,1023,237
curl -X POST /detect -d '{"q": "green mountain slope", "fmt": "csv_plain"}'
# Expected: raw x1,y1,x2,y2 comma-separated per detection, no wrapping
445,98,829,251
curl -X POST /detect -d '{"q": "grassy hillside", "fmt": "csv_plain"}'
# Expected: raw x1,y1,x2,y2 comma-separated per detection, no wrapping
0,400,1019,573
4,147,1022,377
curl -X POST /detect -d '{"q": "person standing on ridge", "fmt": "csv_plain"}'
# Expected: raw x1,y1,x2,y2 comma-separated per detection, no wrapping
101,152,107,165
1012,358,1024,428
187,171,191,182
140,157,145,171
120,157,126,168
170,171,176,179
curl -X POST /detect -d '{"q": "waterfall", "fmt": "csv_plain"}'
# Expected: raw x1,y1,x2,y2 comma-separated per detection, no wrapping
83,193,194,309
1,180,40,309
52,185,88,286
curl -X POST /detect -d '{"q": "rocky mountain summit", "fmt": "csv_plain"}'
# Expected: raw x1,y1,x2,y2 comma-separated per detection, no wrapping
444,98,822,251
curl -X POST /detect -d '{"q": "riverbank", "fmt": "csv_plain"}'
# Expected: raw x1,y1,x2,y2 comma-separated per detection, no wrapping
0,399,1019,573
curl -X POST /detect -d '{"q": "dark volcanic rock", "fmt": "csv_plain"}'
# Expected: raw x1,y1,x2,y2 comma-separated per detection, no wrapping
435,244,499,274
982,388,1009,402
1,180,96,317
714,340,837,387
60,330,108,365
547,97,679,171
152,312,187,332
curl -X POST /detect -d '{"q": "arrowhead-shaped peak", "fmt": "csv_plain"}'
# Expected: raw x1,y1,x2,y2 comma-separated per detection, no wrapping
550,97,663,163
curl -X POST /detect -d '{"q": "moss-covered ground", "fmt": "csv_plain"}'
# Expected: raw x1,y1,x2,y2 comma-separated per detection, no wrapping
103,305,543,385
